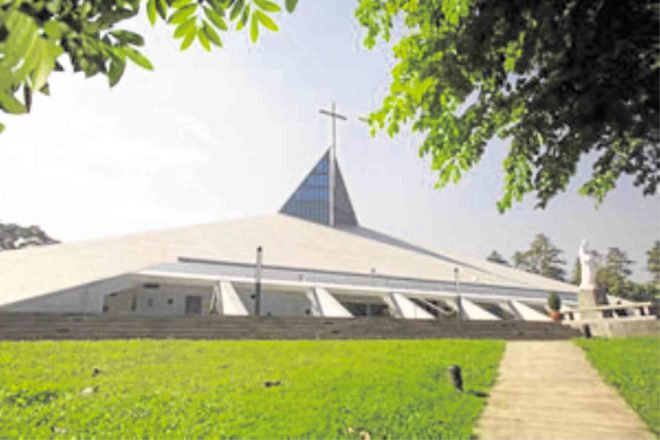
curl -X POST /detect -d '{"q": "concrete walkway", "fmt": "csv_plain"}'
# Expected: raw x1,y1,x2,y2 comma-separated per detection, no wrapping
474,341,654,440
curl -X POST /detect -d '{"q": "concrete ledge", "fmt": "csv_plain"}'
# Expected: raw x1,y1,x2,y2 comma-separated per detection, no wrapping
0,313,581,340
567,318,660,338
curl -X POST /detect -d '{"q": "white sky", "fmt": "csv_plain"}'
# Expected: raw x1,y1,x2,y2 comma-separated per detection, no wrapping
0,3,658,280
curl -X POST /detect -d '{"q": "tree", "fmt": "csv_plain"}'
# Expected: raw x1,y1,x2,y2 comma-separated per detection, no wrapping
597,247,633,297
0,222,58,251
646,240,660,285
486,250,508,266
512,234,566,281
0,0,298,132
356,1,659,211
570,258,581,286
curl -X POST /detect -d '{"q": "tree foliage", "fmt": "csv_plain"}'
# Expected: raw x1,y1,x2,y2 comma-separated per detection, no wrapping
547,292,561,312
486,250,508,266
0,0,297,133
356,0,659,211
646,240,660,285
0,221,58,250
569,257,581,286
597,247,633,297
512,233,565,281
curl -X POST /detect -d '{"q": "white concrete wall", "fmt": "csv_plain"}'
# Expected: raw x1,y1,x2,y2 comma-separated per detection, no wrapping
105,283,212,316
0,276,132,314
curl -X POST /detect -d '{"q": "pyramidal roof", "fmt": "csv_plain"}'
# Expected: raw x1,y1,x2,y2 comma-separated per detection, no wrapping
279,150,358,227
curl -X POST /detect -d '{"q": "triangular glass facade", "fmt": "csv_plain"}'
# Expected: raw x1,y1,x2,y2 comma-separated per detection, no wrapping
280,150,358,226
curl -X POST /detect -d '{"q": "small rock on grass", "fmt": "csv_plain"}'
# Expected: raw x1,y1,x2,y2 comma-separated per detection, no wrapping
80,386,99,396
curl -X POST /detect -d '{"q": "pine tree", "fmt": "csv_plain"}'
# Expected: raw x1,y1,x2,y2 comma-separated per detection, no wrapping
512,234,566,281
646,240,660,285
570,258,581,286
0,222,58,251
486,250,509,266
597,247,634,297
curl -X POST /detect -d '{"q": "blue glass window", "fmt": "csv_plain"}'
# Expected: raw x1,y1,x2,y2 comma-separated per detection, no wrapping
280,149,357,226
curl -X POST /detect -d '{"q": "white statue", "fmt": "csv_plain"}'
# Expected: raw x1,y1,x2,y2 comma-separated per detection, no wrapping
578,239,600,290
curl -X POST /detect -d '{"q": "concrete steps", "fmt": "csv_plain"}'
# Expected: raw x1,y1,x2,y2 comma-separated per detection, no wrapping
0,313,581,340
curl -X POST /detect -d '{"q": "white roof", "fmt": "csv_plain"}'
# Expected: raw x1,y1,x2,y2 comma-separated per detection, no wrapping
0,213,576,307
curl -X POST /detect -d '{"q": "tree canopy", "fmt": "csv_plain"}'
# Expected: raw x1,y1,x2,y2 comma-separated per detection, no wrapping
0,0,297,132
597,247,634,297
356,0,659,211
486,250,508,266
569,257,581,286
646,240,660,285
512,234,566,281
0,222,58,250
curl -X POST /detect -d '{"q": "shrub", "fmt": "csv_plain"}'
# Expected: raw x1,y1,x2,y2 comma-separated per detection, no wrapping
547,292,561,311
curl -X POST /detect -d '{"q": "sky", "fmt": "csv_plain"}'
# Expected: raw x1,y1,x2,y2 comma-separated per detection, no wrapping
0,2,658,281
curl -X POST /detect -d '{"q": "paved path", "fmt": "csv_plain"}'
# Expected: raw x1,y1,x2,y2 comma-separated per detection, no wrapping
474,341,654,440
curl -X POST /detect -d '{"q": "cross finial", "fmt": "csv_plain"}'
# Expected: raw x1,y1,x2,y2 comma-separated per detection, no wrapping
319,102,347,227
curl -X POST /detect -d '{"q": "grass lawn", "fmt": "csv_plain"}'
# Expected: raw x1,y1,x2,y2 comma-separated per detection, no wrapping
576,336,660,435
0,339,504,439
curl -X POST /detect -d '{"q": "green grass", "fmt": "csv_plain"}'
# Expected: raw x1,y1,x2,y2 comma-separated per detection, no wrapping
0,339,504,439
576,336,660,435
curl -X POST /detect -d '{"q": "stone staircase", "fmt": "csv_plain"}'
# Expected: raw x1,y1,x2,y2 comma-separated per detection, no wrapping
0,313,581,340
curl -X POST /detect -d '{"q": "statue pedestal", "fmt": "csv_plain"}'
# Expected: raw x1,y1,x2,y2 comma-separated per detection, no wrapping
578,287,608,320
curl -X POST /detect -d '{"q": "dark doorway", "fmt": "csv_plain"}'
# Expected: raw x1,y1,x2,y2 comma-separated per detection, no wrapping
185,296,202,314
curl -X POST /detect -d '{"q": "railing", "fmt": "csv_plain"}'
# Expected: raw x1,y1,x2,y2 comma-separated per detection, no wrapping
562,301,657,321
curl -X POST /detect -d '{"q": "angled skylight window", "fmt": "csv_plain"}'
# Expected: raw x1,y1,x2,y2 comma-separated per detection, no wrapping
280,149,358,227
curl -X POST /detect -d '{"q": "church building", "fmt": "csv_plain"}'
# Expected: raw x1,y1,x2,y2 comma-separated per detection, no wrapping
0,140,578,322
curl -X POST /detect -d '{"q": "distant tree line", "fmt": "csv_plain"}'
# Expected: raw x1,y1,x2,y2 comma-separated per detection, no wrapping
0,222,58,251
487,236,660,301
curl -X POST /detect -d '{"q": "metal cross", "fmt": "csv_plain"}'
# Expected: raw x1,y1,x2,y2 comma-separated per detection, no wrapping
319,102,347,227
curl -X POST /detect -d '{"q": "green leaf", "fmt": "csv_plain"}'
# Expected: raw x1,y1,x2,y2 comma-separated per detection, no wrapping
123,47,154,70
209,0,226,15
284,0,298,13
249,14,259,42
254,10,278,32
236,6,250,31
31,41,62,91
156,0,168,19
254,0,281,13
197,29,211,51
180,26,197,50
169,4,197,24
203,6,228,31
230,0,244,21
23,84,32,112
108,57,126,87
0,92,27,114
174,17,196,39
147,0,157,25
203,22,223,47
110,30,145,46
43,21,63,40
171,0,193,8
